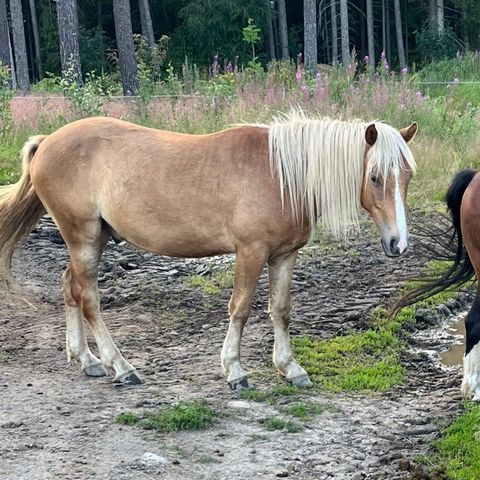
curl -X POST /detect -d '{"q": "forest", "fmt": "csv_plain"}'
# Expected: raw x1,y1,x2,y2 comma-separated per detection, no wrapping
1,0,480,94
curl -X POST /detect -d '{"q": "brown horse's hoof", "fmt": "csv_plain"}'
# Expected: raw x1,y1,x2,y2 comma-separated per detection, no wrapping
229,376,255,391
115,370,143,385
289,374,313,388
83,363,107,377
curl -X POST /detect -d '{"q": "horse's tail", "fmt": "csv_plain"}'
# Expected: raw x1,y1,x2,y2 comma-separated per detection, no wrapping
393,169,478,314
0,135,48,279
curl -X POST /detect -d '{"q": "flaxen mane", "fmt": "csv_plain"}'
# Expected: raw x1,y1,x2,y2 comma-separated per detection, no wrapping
265,111,416,236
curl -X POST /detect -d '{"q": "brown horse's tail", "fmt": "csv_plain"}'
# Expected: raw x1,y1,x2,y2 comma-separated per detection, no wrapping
393,169,478,314
0,135,47,280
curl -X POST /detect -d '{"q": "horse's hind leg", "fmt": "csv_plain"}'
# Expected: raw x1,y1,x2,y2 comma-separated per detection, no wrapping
268,251,311,387
63,264,107,377
65,220,141,384
221,244,268,390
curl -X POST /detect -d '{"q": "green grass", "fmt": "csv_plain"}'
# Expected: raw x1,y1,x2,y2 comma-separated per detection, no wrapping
117,411,140,425
432,404,480,480
281,401,336,419
238,384,300,404
184,266,234,295
263,417,303,433
292,330,404,393
291,260,466,394
116,400,218,433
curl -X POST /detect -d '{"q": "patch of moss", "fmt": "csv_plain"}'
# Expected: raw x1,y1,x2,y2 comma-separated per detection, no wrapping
292,328,404,393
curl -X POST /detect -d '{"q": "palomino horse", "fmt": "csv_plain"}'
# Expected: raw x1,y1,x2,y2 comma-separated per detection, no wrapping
395,169,480,400
0,113,417,389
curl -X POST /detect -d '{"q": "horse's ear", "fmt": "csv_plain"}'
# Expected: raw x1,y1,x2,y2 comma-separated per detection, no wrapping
400,122,418,142
365,124,378,146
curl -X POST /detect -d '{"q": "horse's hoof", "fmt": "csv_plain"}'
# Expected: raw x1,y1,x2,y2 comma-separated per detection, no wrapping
115,371,143,385
228,376,255,391
83,363,107,377
289,374,313,388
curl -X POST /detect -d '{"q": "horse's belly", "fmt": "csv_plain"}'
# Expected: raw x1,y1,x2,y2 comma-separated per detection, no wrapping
107,217,235,258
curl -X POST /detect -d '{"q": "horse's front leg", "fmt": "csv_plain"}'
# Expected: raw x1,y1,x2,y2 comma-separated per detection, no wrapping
221,244,268,390
462,290,480,400
268,251,312,387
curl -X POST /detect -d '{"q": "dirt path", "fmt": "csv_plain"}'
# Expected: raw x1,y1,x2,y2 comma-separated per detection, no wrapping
0,216,468,480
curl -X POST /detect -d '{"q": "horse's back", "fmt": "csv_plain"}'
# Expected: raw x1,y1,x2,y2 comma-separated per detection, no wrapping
28,118,305,257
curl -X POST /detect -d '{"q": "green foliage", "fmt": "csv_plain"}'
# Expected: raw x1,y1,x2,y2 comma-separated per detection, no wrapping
263,417,303,433
116,412,140,425
242,18,262,64
32,72,63,93
185,266,234,295
60,67,115,118
433,403,480,479
0,62,13,149
416,27,459,63
169,0,265,67
117,401,217,433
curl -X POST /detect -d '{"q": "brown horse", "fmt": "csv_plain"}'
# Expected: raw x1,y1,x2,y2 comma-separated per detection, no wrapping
0,113,417,389
395,169,480,400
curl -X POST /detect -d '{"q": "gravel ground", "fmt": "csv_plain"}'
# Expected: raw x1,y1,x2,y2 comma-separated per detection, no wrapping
0,214,469,480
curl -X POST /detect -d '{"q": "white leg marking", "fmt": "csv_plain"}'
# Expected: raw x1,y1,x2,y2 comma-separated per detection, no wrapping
66,305,102,370
462,342,480,400
221,322,248,383
394,170,408,253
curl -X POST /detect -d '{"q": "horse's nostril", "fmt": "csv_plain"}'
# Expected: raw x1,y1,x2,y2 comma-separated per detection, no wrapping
390,237,399,254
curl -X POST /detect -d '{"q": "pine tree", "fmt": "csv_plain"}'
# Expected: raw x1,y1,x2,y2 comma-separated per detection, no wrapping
113,0,138,95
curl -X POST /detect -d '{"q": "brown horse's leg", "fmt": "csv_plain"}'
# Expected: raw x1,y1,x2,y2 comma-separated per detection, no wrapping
63,264,107,377
268,251,311,387
66,220,141,385
221,244,268,390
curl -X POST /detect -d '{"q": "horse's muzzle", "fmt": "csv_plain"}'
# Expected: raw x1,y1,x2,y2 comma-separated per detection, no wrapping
381,236,409,257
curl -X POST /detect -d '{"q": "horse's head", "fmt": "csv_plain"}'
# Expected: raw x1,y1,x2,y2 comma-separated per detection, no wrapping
360,122,417,257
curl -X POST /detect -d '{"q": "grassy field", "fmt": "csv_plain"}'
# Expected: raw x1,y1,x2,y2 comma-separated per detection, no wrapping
1,56,480,478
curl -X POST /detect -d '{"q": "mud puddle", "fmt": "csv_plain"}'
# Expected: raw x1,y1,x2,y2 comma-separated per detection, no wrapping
440,314,466,367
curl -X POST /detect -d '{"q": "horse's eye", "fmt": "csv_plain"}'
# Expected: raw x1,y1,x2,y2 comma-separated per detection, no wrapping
370,175,380,185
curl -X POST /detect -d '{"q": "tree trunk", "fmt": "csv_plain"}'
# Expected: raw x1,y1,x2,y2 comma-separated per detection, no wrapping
304,0,317,73
382,0,386,55
393,0,406,67
9,0,29,93
97,0,106,71
437,0,444,34
386,0,391,62
0,0,10,69
113,0,138,96
339,0,349,66
277,0,289,60
463,7,469,50
366,0,374,68
29,0,43,79
330,0,338,65
138,0,155,48
265,0,276,60
429,0,436,29
56,0,82,84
